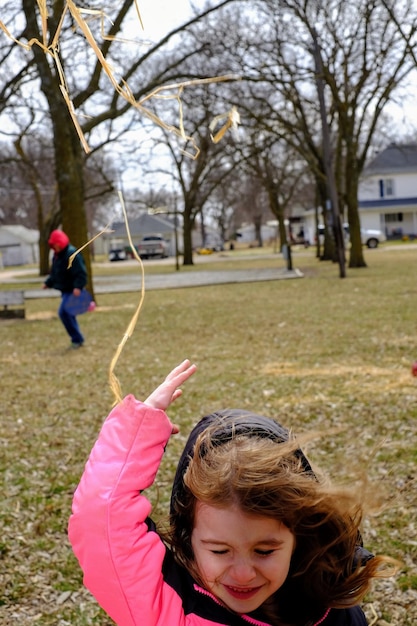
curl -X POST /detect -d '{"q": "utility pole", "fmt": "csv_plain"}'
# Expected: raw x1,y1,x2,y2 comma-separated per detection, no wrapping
312,28,346,278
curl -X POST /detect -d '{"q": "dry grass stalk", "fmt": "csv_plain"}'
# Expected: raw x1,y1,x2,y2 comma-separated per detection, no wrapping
108,191,146,405
1,2,241,156
209,105,241,143
65,203,144,405
67,222,114,270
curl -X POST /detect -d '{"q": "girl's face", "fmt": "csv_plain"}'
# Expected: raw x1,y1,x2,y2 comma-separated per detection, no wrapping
191,502,295,615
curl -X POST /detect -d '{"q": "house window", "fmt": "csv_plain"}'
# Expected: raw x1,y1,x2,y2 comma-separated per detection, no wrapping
379,178,395,197
385,179,395,196
385,213,403,223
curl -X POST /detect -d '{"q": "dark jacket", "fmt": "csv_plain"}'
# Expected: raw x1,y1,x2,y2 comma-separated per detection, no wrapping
44,244,87,293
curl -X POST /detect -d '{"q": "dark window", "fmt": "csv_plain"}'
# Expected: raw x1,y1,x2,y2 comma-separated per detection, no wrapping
385,213,403,223
379,179,384,197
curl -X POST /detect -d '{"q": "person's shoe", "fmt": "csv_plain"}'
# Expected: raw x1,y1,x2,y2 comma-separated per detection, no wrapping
70,342,84,349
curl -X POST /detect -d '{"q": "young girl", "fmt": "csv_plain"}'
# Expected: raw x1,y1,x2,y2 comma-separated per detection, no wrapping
69,360,398,626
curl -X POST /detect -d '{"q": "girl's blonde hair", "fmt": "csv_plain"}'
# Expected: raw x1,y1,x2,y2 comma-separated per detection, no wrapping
166,411,399,625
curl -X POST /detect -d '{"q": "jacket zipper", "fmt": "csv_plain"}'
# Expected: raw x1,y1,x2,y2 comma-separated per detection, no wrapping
194,584,271,626
194,584,330,626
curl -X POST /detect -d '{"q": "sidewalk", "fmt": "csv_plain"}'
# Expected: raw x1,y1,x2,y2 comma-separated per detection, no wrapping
0,254,304,298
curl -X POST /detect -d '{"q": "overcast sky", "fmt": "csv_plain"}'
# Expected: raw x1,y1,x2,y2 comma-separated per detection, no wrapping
137,0,202,41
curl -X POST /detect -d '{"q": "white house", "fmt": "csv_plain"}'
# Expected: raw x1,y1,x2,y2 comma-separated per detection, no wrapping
0,225,39,267
302,142,417,243
358,142,417,238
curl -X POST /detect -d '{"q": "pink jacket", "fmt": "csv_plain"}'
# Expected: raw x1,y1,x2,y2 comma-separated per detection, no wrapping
68,396,364,626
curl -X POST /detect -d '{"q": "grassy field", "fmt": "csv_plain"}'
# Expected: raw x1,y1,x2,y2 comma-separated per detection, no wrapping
1,245,417,625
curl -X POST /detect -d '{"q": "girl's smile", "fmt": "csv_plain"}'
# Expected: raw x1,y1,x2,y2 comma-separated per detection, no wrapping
223,584,264,600
191,502,295,614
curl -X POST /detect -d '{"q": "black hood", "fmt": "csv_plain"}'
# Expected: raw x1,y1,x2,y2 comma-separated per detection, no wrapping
169,408,374,567
170,408,315,516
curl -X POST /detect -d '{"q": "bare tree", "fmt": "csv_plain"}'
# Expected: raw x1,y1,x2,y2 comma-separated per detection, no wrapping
0,0,241,283
0,126,116,272
186,1,340,262
260,0,417,268
235,175,271,246
3,0,415,279
195,0,417,269
141,77,242,264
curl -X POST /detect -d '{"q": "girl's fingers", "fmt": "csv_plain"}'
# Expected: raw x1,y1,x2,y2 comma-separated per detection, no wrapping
168,361,196,388
171,389,183,402
166,359,191,380
145,361,196,410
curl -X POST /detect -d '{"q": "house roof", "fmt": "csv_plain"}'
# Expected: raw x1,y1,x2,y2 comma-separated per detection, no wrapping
0,225,39,245
364,143,417,175
109,213,175,237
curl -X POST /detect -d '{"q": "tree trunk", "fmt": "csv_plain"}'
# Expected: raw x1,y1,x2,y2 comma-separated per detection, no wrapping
345,163,367,268
53,108,94,295
254,215,263,247
265,177,287,252
182,207,194,265
38,204,62,276
316,177,337,262
22,0,94,298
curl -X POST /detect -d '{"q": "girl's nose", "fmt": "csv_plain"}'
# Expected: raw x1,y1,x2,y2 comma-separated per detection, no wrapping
229,558,257,583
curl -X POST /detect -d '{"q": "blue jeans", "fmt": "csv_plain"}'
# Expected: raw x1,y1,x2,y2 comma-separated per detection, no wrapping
59,294,85,344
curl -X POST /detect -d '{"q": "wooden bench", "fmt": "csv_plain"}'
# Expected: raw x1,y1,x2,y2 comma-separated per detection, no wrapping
0,290,25,319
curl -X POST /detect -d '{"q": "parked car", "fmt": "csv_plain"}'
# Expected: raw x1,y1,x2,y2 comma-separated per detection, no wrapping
317,224,386,248
108,248,127,262
360,228,385,248
344,224,386,248
137,234,168,259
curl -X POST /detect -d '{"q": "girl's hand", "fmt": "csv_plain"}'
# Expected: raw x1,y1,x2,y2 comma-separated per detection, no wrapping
145,360,196,415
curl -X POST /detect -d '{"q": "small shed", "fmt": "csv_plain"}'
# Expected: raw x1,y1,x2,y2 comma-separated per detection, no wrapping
0,225,39,267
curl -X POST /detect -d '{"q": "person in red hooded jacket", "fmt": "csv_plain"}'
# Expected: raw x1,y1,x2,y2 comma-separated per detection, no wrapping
43,229,87,349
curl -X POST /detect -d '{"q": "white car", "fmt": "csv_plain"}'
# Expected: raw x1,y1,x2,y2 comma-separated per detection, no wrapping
317,224,386,248
361,228,386,248
343,224,386,248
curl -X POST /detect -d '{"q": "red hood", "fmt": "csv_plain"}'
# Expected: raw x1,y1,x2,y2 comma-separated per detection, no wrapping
48,230,69,249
